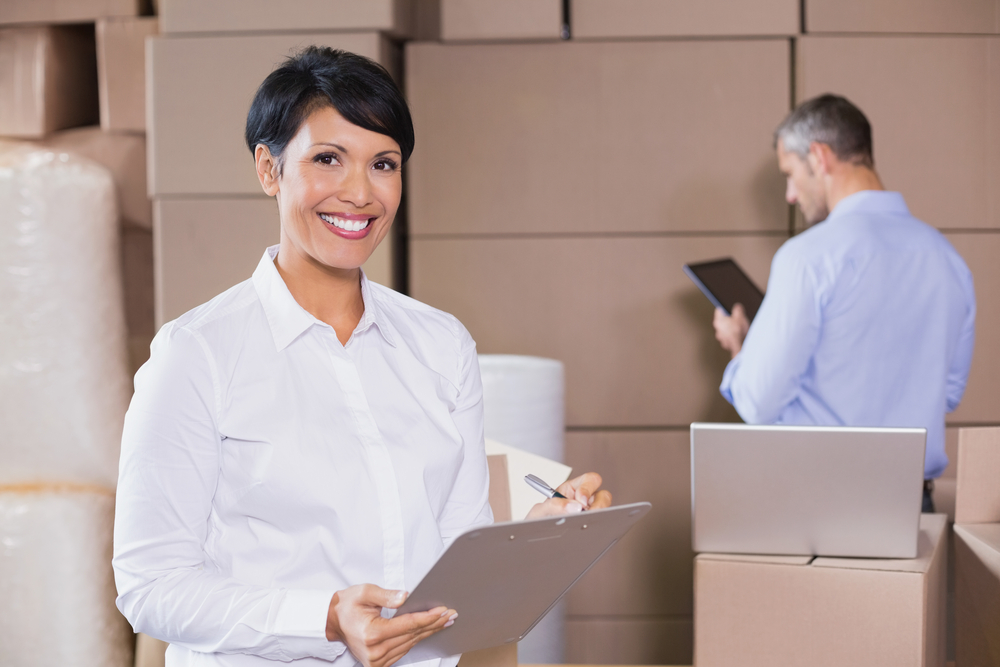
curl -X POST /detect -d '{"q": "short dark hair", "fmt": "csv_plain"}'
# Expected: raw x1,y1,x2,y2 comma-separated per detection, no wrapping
775,94,874,168
245,46,414,168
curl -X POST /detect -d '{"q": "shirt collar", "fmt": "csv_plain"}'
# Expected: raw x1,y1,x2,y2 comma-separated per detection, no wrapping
827,190,910,222
251,245,398,351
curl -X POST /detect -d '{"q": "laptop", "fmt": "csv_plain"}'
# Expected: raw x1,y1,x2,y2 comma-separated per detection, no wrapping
691,423,926,558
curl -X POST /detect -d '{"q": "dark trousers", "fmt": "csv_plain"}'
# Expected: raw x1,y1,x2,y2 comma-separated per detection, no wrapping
922,479,935,514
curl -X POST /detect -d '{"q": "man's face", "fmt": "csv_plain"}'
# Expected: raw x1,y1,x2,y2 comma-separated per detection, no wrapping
777,138,829,226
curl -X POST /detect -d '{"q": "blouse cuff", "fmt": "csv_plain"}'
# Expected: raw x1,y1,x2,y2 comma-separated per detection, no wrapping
272,588,346,662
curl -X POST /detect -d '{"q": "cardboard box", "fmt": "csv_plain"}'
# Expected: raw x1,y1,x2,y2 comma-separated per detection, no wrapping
570,0,799,38
97,16,157,133
147,32,395,196
410,234,784,428
160,0,413,37
406,40,790,235
806,0,1000,34
943,234,1000,425
154,198,394,326
694,513,948,667
0,25,99,138
0,0,140,26
438,0,562,41
564,430,694,665
797,36,1000,231
955,427,1000,524
954,523,1000,666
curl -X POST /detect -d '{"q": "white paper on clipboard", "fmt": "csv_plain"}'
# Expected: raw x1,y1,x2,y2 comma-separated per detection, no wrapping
484,439,572,521
395,502,652,663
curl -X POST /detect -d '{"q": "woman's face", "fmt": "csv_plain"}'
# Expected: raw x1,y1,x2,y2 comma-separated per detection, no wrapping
260,105,402,275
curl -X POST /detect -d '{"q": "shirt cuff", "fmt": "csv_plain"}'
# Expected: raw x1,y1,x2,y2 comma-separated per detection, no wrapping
271,588,346,662
719,353,741,405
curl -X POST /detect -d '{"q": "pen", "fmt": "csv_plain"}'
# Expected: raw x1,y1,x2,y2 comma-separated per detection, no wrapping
524,474,568,500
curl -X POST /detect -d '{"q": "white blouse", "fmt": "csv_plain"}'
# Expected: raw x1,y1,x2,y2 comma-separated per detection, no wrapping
113,246,493,667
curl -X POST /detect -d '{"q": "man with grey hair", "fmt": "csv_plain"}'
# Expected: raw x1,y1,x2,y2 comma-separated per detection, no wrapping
712,94,976,513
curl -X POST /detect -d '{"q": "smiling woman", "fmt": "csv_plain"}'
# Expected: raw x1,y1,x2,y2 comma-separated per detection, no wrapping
111,47,610,667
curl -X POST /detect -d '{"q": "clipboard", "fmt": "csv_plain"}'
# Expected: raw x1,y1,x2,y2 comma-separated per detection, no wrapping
683,257,765,322
396,502,652,662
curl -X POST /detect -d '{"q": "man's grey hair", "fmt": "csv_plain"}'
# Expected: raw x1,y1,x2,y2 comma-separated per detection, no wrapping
775,94,874,168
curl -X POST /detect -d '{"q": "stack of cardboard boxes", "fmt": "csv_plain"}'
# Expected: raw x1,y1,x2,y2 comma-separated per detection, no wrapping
0,1,157,375
954,427,1000,665
148,0,415,327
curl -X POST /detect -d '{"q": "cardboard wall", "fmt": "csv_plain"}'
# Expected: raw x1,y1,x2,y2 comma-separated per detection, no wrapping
159,0,413,36
954,524,1000,666
147,32,395,196
407,40,790,236
97,16,158,133
439,0,562,41
0,26,99,138
0,0,139,25
570,0,799,39
806,0,1000,34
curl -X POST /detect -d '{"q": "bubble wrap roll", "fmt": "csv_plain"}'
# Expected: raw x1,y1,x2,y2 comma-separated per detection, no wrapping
477,354,565,664
0,148,131,489
0,486,134,666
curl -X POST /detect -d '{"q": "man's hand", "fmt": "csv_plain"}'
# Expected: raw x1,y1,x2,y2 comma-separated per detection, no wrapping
326,584,455,667
713,303,750,359
525,472,612,519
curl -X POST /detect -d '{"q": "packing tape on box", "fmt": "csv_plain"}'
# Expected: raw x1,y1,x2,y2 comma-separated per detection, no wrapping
477,354,565,664
0,148,131,489
0,484,134,667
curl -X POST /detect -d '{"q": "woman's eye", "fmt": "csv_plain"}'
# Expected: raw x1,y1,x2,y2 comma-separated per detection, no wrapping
373,159,398,172
315,153,339,165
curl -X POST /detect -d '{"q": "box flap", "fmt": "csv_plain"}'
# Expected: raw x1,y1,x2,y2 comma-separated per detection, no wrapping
955,427,1000,523
812,513,947,572
955,523,1000,577
696,552,813,566
486,454,511,524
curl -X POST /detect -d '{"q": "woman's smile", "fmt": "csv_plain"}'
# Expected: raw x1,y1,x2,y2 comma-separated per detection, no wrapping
318,212,375,237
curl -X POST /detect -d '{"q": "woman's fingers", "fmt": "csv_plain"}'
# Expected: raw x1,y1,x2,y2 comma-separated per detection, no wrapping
590,489,613,509
557,472,604,508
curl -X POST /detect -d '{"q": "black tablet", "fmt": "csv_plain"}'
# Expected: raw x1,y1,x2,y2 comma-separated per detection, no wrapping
683,258,765,322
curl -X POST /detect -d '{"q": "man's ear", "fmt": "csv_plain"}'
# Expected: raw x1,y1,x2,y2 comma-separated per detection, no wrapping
255,144,280,197
807,141,835,176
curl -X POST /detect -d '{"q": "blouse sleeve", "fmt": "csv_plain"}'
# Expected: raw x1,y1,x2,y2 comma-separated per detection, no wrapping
436,320,494,546
112,324,347,663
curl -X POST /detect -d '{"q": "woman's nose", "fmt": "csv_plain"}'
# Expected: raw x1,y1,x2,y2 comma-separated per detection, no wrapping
339,166,373,208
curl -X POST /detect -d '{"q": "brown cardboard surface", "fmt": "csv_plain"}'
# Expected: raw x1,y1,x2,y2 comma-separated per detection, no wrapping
944,234,1000,424
97,16,157,133
0,25,99,138
565,430,694,616
134,632,167,667
486,454,511,523
806,0,1000,34
160,0,413,36
954,523,1000,665
410,234,784,427
0,0,139,26
122,225,154,377
571,0,799,38
148,32,393,196
406,40,790,235
565,617,693,666
797,36,1000,231
155,197,394,326
457,644,517,667
439,0,562,41
955,427,1000,523
694,513,947,667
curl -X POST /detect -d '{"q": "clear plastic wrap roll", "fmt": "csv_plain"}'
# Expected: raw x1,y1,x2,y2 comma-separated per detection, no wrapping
0,148,130,489
477,354,565,664
0,486,134,666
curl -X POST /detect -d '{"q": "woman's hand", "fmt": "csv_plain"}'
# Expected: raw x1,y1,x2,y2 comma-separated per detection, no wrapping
525,472,612,519
326,584,456,667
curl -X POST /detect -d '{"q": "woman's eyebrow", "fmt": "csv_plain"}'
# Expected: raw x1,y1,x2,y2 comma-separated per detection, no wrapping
310,142,348,152
374,150,402,158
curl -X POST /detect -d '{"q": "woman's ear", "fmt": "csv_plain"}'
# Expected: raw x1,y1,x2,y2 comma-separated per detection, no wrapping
255,144,280,197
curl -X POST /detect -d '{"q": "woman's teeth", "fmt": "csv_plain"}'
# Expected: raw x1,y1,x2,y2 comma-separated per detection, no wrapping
320,213,370,232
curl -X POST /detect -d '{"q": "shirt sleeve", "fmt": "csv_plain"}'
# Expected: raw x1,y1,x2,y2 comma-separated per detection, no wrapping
112,324,346,663
720,246,824,424
945,264,976,412
436,319,493,546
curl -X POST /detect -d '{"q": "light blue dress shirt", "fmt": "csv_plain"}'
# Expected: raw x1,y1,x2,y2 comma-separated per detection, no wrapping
720,191,976,479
